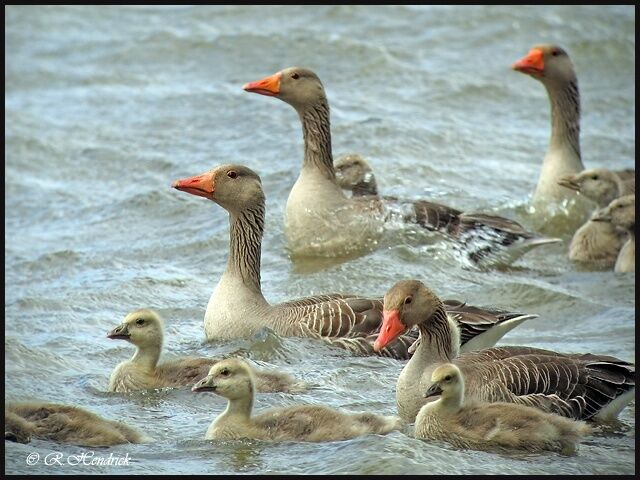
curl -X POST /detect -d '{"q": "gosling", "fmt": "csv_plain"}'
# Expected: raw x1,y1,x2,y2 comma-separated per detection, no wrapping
108,309,304,393
5,402,146,447
415,364,590,454
592,194,635,273
334,154,379,197
192,358,403,442
558,168,634,208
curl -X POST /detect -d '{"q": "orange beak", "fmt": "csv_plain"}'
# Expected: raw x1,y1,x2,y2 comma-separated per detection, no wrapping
172,170,216,201
512,48,545,77
373,309,408,352
243,72,282,97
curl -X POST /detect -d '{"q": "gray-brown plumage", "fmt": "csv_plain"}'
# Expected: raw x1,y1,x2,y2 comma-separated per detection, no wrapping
243,67,558,264
172,164,536,358
415,364,591,454
335,154,561,265
513,44,634,216
592,194,635,273
374,279,635,422
192,358,403,441
5,402,146,447
107,308,303,393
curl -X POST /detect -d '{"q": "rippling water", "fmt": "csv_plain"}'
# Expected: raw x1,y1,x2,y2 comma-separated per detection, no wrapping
5,5,635,475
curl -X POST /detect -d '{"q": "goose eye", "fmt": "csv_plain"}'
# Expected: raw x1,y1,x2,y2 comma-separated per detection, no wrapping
220,368,230,376
291,72,300,80
404,296,412,305
227,171,238,179
444,375,452,381
591,175,599,180
551,49,559,57
136,318,145,326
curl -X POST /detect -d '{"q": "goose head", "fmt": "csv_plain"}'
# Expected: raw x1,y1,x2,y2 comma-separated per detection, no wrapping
107,308,164,350
557,168,622,207
243,66,327,112
172,164,264,215
374,280,442,352
423,363,464,401
192,358,255,400
512,44,576,87
592,194,635,231
334,154,378,196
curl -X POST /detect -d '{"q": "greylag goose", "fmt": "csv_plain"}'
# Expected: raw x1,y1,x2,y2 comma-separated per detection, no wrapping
555,169,629,266
5,402,147,446
565,209,625,267
192,358,402,441
373,279,635,422
107,308,302,393
172,164,537,357
512,44,634,214
334,153,562,264
415,364,590,454
558,168,635,208
592,194,635,273
243,67,559,264
334,154,378,197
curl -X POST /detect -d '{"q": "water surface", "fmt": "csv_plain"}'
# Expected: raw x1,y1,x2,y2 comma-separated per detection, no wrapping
5,5,635,475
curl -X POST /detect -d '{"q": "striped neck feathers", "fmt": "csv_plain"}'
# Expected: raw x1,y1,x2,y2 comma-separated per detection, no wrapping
416,303,461,362
227,204,265,294
546,78,582,165
299,99,336,182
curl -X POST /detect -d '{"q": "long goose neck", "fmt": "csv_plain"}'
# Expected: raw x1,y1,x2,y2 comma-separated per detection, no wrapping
226,205,265,295
414,303,460,364
546,78,582,165
131,344,161,372
299,100,336,181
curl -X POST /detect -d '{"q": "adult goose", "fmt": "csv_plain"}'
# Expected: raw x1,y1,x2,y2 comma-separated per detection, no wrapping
334,154,561,264
373,279,635,422
415,364,590,454
5,402,147,447
107,308,303,393
172,164,536,358
512,44,634,215
192,358,402,441
243,67,559,264
592,194,635,273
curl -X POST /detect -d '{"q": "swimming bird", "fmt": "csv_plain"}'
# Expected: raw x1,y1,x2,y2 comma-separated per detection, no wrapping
556,168,632,267
243,67,559,264
172,164,537,357
415,364,591,454
512,44,634,216
373,279,635,422
192,358,402,441
107,308,303,393
558,168,634,208
5,402,147,447
334,153,562,265
592,194,635,273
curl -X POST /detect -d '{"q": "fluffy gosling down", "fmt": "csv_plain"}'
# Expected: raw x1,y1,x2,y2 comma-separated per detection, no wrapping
5,402,147,447
192,358,403,442
415,364,590,454
592,194,635,273
107,309,304,394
